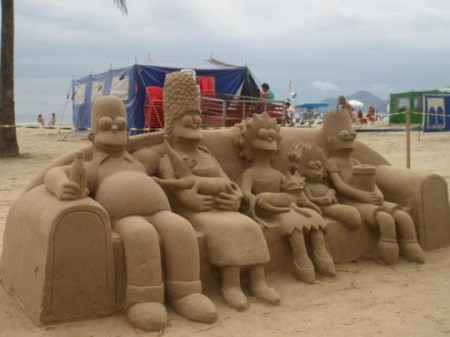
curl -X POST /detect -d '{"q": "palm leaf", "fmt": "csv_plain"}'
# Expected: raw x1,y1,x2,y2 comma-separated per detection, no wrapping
113,0,128,15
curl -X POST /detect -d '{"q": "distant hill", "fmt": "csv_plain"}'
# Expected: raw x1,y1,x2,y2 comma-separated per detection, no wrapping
321,90,389,112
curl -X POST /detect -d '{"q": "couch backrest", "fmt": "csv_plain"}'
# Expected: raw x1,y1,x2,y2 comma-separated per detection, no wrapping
200,127,390,183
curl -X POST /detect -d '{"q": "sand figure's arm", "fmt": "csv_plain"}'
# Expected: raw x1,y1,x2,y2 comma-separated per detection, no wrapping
240,170,257,206
304,185,330,206
44,165,85,201
326,188,338,203
328,171,374,204
209,155,242,211
158,156,213,212
295,191,323,215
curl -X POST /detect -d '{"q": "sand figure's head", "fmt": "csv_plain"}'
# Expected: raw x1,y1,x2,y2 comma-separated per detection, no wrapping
322,109,356,153
281,171,306,193
236,111,281,161
163,71,202,142
288,142,327,183
89,95,128,153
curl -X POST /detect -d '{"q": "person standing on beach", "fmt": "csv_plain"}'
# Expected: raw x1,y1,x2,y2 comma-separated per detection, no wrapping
336,95,355,122
37,114,45,127
48,113,56,127
261,83,275,100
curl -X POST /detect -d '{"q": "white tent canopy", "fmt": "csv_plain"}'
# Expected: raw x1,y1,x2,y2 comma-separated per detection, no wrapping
347,100,364,109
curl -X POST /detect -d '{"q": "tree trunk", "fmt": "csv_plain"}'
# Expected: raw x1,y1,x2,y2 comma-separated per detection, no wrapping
0,0,19,157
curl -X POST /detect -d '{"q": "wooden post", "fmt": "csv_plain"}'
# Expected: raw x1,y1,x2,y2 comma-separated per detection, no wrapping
406,108,411,169
221,99,226,127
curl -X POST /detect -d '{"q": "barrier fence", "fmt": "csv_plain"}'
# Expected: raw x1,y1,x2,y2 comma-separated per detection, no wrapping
1,110,449,131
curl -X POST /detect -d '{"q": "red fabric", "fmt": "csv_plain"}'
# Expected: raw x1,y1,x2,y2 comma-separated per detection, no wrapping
197,76,215,93
145,86,163,101
144,86,164,130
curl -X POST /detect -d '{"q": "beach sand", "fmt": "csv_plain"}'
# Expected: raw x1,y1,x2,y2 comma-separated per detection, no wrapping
1,127,450,337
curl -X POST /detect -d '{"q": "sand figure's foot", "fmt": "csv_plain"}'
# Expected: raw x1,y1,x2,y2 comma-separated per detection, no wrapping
312,248,336,277
376,238,399,265
127,302,167,331
249,281,281,305
400,239,426,264
170,293,217,323
292,256,315,283
222,286,248,312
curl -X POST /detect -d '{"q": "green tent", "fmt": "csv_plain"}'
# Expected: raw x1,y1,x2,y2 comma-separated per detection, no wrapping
389,88,450,124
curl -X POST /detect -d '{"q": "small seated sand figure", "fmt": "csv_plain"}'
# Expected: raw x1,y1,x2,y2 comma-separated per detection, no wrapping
236,112,335,284
323,109,425,264
156,72,280,312
44,96,217,331
288,142,362,230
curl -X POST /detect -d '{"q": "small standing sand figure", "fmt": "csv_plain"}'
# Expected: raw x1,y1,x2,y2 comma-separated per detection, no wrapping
237,112,335,283
288,142,362,230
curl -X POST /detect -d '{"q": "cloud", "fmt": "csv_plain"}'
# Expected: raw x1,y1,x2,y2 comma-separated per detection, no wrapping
12,0,450,117
312,81,340,91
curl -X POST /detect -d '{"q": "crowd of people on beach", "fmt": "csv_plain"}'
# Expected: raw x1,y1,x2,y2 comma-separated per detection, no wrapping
260,82,380,127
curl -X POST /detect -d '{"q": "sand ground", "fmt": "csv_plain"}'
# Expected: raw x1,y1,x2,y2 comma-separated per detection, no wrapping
0,127,450,337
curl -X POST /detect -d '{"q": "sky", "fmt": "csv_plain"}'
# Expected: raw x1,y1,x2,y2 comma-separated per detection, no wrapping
11,0,450,122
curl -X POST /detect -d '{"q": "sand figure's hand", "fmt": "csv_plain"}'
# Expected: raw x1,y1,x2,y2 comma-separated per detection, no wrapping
216,183,242,211
369,191,384,206
59,181,83,201
314,196,330,206
257,199,290,213
177,182,214,212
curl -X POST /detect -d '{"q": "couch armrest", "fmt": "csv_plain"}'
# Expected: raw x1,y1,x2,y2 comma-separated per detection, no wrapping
1,185,115,323
375,165,450,250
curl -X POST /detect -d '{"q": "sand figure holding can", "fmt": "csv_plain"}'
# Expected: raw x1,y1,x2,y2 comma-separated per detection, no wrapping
322,109,425,264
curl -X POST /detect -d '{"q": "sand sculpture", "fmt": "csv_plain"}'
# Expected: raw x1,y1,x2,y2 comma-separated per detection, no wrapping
2,72,450,332
42,96,217,330
288,142,362,230
236,112,335,283
322,109,426,264
153,72,280,311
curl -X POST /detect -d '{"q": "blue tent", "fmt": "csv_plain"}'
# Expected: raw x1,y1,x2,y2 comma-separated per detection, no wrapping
423,94,450,132
71,58,259,130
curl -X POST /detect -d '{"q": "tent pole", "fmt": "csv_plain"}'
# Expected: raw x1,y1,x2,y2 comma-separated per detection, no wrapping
406,108,411,169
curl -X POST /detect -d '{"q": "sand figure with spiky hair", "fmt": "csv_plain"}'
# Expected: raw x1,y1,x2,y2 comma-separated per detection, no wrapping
236,112,336,284
288,142,362,230
322,109,425,265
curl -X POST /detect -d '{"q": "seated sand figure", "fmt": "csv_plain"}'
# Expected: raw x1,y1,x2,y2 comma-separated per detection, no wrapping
44,96,217,331
288,142,362,230
322,109,425,264
155,72,280,311
3,91,449,332
236,112,335,283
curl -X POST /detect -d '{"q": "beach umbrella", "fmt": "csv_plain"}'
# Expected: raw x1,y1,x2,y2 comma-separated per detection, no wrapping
347,100,364,109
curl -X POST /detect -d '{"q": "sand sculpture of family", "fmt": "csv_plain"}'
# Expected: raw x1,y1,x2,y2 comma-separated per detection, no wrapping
3,71,445,332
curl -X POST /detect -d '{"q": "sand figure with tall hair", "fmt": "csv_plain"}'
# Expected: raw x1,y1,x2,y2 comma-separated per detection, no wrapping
156,72,280,312
236,112,335,284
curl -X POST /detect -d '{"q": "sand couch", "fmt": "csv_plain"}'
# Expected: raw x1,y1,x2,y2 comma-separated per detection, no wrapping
2,126,450,325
